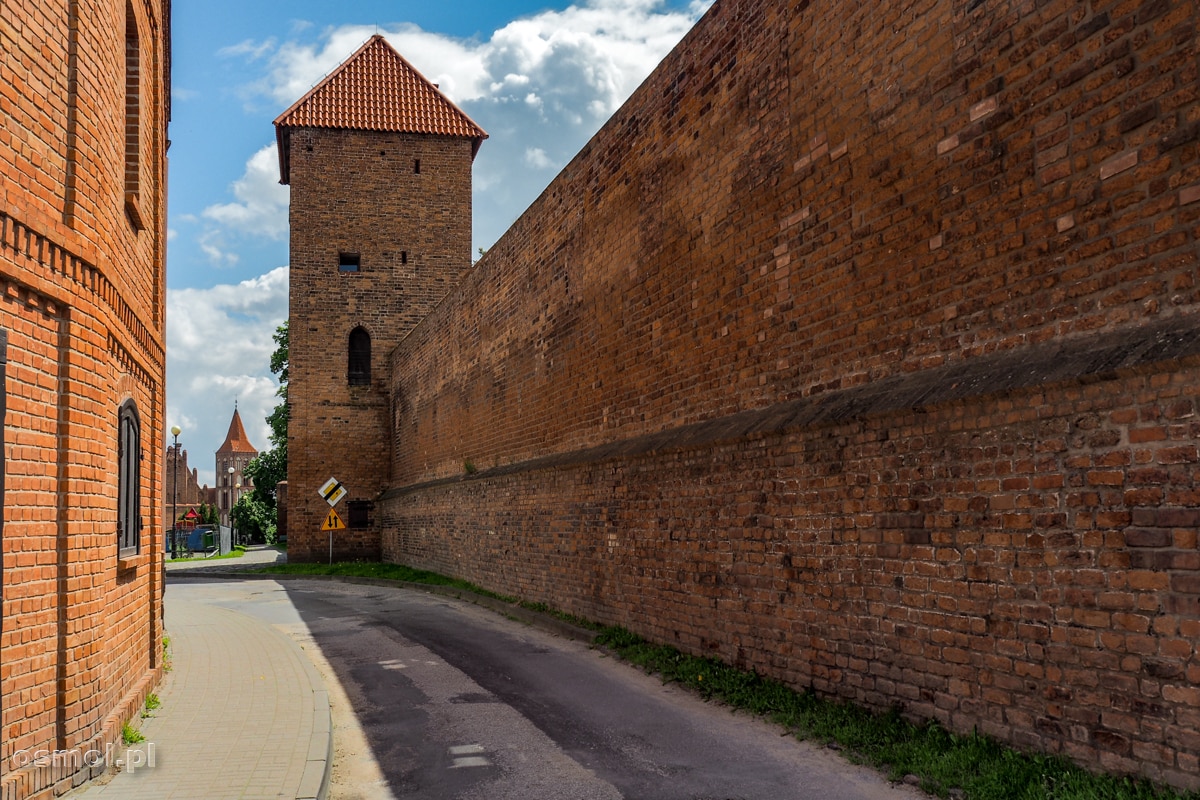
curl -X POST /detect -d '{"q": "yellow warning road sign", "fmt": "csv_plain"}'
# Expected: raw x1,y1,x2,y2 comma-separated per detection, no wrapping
321,509,345,531
318,476,347,506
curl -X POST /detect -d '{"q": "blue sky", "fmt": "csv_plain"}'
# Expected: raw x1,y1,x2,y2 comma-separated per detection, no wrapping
165,0,712,484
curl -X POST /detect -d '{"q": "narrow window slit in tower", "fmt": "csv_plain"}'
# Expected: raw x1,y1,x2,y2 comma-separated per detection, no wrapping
414,159,421,174
401,251,408,265
348,327,371,386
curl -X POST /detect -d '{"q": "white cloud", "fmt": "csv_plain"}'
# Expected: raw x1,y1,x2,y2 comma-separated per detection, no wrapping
201,144,290,240
166,267,289,486
226,0,711,249
458,0,712,245
476,1,701,118
218,37,277,60
524,147,553,169
198,230,239,268
244,2,709,114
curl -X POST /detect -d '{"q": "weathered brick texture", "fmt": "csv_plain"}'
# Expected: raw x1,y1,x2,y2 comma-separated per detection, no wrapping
368,0,1200,787
1,2,168,798
287,129,475,561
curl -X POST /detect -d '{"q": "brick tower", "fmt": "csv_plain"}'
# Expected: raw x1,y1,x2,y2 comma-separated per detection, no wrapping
275,36,486,561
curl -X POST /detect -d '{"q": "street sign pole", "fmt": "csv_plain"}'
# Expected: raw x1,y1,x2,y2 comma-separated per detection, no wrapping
318,494,346,567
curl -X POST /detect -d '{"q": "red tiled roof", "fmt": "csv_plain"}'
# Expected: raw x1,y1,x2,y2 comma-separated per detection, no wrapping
274,35,488,183
216,408,258,455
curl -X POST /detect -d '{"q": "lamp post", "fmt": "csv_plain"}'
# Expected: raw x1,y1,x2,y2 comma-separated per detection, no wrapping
235,479,242,547
170,425,181,560
227,465,235,553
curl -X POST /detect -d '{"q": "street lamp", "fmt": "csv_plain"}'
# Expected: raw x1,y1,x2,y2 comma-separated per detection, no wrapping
170,425,181,560
227,465,235,553
235,479,242,546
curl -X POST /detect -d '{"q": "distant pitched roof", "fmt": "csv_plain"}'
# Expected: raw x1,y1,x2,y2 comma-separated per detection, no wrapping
216,408,258,456
273,35,488,183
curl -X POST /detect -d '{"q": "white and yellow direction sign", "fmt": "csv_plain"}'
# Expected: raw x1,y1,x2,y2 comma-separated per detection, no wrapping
321,509,345,532
318,476,347,507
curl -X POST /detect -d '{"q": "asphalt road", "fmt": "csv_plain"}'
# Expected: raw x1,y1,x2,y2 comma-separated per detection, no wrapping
172,578,923,800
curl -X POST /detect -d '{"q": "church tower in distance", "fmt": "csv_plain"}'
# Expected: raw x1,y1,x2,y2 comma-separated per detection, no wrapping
215,404,258,526
275,36,487,561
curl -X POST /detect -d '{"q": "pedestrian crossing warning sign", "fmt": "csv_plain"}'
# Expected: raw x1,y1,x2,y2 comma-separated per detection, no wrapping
321,509,345,531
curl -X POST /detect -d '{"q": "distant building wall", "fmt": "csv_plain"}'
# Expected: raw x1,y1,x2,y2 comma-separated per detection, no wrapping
381,0,1200,788
162,446,208,526
0,0,169,798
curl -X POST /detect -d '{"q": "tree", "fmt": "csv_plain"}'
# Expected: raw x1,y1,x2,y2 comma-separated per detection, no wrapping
246,449,286,504
243,320,288,535
267,319,288,448
231,493,276,544
198,502,220,526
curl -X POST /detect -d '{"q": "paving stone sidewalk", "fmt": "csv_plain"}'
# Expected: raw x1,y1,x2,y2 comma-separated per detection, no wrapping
69,573,330,800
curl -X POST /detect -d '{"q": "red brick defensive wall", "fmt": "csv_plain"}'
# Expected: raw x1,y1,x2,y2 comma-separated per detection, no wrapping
381,0,1200,785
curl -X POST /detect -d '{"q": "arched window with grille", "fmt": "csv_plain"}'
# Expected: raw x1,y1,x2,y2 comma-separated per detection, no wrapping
348,326,371,386
117,400,141,554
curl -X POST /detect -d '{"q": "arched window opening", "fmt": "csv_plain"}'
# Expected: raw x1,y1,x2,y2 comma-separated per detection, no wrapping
348,327,371,386
117,401,141,554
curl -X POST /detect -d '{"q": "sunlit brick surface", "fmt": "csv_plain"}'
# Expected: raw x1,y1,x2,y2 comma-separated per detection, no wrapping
0,2,168,798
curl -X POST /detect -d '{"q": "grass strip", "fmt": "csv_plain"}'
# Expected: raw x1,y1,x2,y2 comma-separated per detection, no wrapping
259,560,475,586
250,562,1196,800
168,545,246,563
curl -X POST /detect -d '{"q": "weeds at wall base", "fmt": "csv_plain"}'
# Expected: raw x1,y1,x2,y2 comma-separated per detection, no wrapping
252,563,1196,800
593,626,1195,800
121,723,145,745
141,693,161,719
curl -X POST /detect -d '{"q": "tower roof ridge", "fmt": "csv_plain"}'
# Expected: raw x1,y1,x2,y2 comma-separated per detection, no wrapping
273,34,488,183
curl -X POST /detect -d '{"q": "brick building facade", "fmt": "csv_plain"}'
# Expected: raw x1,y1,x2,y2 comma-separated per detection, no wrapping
285,0,1200,787
0,1,170,798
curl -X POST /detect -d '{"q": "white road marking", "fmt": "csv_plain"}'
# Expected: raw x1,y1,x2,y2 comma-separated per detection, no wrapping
379,659,407,670
448,744,492,768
